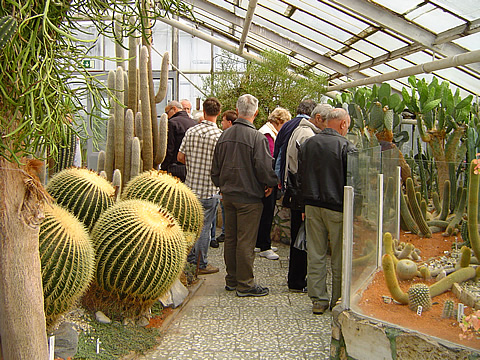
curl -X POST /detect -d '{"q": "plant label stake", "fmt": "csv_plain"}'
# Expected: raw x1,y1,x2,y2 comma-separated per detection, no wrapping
48,336,55,360
96,338,101,354
416,305,423,316
457,303,465,322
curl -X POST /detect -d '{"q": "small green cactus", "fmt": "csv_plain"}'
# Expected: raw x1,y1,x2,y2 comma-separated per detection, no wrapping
122,170,204,247
91,199,187,318
46,168,116,231
396,259,417,280
408,283,432,312
0,15,17,50
442,300,455,319
40,204,95,328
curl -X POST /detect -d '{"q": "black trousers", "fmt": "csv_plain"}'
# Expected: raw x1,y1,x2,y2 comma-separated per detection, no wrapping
287,208,307,290
255,188,277,251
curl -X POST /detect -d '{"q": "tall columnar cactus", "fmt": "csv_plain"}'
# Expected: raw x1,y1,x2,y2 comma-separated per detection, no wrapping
130,137,141,179
139,45,153,170
97,150,106,173
400,193,419,234
52,124,77,175
124,109,134,186
104,115,115,181
122,170,204,247
155,113,168,166
445,187,467,235
128,30,138,114
90,199,187,318
46,168,116,231
39,204,95,328
439,179,451,221
406,177,432,237
467,159,480,260
155,52,169,104
115,66,125,178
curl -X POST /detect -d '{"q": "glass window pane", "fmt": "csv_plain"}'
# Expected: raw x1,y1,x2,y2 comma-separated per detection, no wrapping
179,32,212,72
366,32,408,52
352,40,388,58
406,7,465,34
372,0,423,14
453,32,480,51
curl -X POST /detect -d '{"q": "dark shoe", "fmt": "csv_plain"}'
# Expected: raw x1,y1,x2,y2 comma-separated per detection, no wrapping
236,285,269,297
216,233,225,243
312,301,329,315
289,287,307,293
210,239,219,248
198,264,219,275
225,285,236,291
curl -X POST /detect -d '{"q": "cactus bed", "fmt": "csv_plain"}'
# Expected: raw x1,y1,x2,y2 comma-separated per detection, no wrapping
355,230,480,349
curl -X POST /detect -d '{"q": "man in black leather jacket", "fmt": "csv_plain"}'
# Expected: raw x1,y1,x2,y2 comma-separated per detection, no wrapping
161,100,197,181
298,108,357,314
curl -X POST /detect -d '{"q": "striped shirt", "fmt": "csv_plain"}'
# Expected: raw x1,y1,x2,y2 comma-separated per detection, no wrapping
179,120,222,199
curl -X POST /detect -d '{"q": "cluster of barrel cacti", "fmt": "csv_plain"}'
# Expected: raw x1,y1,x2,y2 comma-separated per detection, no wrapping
97,16,170,186
41,164,201,324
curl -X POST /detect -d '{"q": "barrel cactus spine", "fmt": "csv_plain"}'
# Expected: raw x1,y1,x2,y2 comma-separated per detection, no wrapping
122,170,204,247
40,203,95,328
46,168,116,231
90,199,187,318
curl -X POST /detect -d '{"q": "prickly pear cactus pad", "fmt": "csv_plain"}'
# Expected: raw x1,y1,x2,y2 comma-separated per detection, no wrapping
122,170,204,247
90,200,187,317
39,203,95,328
46,168,115,231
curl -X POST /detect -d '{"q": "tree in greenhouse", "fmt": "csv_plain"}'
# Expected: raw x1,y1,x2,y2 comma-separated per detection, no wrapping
203,50,327,127
0,1,190,358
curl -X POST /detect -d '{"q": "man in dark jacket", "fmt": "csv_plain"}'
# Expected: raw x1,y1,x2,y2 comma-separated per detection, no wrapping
298,108,357,315
161,100,197,181
273,99,317,293
211,94,278,297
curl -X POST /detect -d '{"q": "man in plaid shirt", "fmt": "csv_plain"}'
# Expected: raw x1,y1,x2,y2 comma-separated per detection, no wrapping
178,97,223,274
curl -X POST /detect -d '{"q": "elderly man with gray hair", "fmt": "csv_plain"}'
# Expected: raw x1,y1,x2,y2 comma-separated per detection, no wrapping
211,94,278,297
283,103,333,293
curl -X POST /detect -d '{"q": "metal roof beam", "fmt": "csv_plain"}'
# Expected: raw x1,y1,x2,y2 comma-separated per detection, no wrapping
238,0,258,55
183,0,364,77
329,0,480,73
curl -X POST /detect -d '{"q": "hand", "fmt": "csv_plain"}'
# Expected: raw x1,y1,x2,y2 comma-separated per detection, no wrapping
302,213,305,221
265,187,273,197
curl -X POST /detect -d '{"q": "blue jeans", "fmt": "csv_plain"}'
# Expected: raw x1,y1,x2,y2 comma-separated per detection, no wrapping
188,197,219,269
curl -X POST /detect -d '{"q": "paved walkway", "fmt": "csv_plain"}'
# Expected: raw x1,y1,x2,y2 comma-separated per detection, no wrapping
137,240,333,359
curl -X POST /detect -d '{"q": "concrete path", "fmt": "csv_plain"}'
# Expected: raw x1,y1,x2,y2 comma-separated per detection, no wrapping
137,241,332,359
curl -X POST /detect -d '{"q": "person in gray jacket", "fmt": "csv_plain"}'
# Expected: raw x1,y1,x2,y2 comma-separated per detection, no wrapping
211,94,278,297
284,103,332,292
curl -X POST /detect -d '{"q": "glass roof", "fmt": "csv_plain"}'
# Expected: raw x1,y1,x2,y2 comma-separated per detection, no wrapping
168,0,480,96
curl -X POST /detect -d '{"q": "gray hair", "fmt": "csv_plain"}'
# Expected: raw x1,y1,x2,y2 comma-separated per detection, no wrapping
167,100,182,109
236,94,258,118
310,104,333,121
326,107,349,123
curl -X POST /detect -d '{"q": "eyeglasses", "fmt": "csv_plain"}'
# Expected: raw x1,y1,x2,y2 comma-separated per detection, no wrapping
165,107,175,115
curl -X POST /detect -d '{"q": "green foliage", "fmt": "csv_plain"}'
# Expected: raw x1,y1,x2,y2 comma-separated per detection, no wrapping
46,168,116,231
0,15,17,50
203,50,327,127
0,1,191,164
74,317,161,359
40,204,95,328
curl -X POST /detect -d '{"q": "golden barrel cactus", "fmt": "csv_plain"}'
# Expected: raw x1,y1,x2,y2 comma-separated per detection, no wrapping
40,204,95,328
46,168,115,231
122,170,204,247
90,199,187,317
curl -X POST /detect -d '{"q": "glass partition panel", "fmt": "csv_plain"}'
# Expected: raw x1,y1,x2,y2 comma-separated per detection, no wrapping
347,146,381,304
381,147,401,243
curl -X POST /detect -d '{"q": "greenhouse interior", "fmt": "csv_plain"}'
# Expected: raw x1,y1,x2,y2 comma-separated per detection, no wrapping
0,0,480,359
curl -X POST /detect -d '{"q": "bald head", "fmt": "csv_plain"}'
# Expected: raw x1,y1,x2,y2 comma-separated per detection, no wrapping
326,108,351,136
